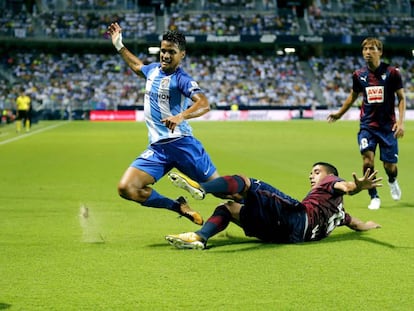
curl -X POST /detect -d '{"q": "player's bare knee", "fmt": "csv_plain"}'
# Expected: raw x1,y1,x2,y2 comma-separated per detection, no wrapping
238,175,251,193
117,181,131,199
383,163,397,176
363,161,374,172
362,152,375,165
223,201,242,219
117,181,138,200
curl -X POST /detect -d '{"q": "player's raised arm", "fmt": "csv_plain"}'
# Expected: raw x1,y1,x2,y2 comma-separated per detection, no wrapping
107,22,145,77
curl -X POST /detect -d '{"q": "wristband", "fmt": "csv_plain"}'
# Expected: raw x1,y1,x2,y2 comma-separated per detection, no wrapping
114,33,124,52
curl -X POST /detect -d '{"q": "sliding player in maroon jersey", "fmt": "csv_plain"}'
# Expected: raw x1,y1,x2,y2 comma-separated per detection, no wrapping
165,162,381,250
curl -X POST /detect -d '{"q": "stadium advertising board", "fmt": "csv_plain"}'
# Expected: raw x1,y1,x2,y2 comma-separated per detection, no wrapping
89,110,137,121
90,109,319,121
89,109,414,122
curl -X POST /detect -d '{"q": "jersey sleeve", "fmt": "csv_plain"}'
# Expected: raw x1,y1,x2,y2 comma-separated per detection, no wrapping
352,71,363,93
339,212,352,226
391,67,404,91
176,70,203,99
324,175,344,192
141,63,159,78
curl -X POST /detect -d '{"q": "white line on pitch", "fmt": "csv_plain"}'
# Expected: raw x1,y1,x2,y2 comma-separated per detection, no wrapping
0,122,68,146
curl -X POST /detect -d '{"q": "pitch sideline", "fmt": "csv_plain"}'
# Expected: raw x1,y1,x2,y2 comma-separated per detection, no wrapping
0,122,68,146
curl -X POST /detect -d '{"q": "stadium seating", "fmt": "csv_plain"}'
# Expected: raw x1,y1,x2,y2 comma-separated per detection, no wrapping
1,0,413,38
0,52,319,115
0,0,413,119
1,49,412,118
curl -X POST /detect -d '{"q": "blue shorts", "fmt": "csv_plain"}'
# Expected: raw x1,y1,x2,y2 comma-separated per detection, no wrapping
239,179,307,243
130,136,217,182
358,128,398,163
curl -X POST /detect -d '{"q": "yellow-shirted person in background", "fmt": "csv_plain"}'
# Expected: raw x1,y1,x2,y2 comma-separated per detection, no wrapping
15,88,31,133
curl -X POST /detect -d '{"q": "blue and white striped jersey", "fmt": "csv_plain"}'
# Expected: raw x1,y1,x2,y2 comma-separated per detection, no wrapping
141,63,203,144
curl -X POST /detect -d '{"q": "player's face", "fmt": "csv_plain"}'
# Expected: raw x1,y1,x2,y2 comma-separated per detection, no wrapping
309,165,328,189
159,41,185,74
362,43,382,67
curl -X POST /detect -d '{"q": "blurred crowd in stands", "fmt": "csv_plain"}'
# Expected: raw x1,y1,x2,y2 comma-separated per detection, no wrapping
0,52,319,117
1,0,413,38
1,51,413,120
0,0,413,120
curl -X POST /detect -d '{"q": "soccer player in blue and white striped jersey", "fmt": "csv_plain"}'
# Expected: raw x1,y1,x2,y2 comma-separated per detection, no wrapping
107,22,220,225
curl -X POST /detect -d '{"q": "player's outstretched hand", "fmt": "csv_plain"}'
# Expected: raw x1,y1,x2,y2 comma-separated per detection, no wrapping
352,168,383,191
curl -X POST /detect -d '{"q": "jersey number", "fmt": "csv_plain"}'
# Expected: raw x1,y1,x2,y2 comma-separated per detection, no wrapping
141,149,154,159
360,138,369,151
326,203,345,235
310,203,345,240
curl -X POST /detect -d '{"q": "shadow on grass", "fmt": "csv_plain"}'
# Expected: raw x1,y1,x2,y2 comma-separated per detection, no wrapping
156,230,414,251
317,231,414,249
208,231,413,252
0,303,11,310
206,237,267,252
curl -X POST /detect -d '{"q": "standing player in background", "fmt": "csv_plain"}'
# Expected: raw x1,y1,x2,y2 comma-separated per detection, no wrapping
165,163,382,250
327,37,406,210
15,87,31,133
106,22,220,225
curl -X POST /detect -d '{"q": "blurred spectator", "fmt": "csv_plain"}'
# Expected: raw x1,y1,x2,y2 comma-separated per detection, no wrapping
1,51,320,113
1,50,413,116
0,0,413,116
0,0,412,38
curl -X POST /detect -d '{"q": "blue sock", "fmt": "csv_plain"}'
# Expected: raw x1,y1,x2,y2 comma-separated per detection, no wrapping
141,189,177,210
201,175,246,195
369,188,379,199
196,205,232,241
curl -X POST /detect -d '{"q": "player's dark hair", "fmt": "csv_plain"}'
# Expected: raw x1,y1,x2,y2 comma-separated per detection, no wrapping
313,162,339,176
162,30,186,51
361,37,383,52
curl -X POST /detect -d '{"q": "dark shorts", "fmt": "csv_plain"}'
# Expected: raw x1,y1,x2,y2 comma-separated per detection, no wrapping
17,110,29,120
239,178,307,243
358,128,398,163
130,136,217,182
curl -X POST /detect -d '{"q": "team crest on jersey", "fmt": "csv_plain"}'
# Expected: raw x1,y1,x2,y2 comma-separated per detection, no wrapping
160,77,171,89
366,86,384,104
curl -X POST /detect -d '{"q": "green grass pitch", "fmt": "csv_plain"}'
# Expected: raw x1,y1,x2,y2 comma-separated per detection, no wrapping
0,120,413,310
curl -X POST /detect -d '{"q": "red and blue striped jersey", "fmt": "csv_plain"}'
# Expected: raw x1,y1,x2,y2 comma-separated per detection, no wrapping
352,62,403,131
